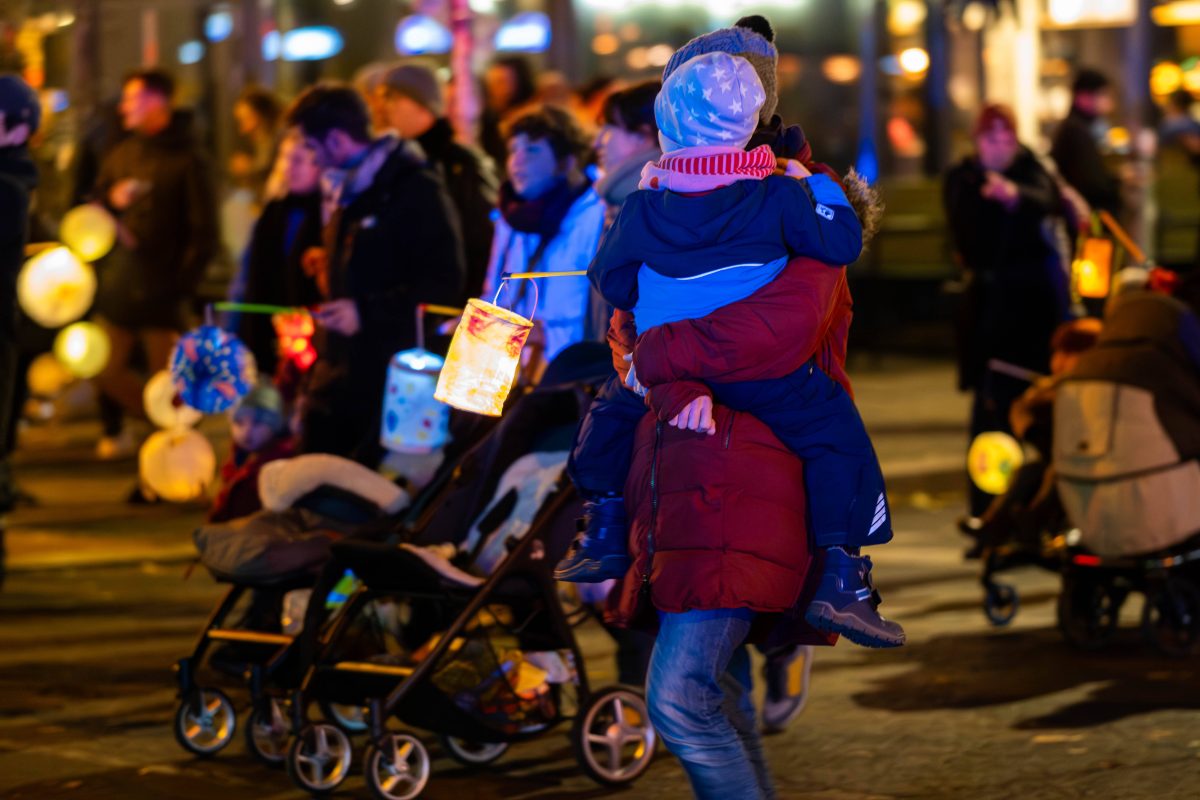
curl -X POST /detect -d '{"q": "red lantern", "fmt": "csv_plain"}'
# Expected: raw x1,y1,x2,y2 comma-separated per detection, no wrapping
272,311,317,371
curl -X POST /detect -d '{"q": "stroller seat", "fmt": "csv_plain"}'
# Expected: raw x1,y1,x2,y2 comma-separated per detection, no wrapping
331,540,482,594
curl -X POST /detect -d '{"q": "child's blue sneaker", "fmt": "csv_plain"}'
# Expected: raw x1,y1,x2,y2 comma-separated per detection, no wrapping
554,496,630,583
804,548,905,648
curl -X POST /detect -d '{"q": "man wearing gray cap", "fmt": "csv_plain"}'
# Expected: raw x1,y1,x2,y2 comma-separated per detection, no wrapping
380,62,497,301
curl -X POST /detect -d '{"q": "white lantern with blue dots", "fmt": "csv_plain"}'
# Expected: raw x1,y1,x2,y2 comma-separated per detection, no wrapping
380,348,449,454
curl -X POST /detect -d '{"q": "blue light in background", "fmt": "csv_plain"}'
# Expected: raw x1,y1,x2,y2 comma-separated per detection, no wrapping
178,40,205,65
495,12,551,53
282,27,344,61
204,11,233,43
395,15,452,55
262,30,281,61
854,138,879,185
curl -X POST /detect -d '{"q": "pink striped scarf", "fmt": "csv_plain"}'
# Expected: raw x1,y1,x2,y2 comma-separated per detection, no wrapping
639,144,777,193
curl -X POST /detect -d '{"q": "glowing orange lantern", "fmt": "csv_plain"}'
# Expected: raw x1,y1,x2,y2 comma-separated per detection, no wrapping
60,204,117,262
139,429,216,502
26,352,73,398
272,310,317,371
434,298,533,416
144,369,203,430
1073,238,1113,299
53,321,110,379
17,246,96,328
968,432,1025,495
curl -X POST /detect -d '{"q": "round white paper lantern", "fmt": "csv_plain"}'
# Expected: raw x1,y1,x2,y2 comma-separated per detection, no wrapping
26,352,74,398
17,246,97,328
144,370,203,430
53,321,110,379
60,204,117,262
139,429,216,503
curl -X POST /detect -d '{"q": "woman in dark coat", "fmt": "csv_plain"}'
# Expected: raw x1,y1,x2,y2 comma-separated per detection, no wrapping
229,133,323,376
944,104,1071,518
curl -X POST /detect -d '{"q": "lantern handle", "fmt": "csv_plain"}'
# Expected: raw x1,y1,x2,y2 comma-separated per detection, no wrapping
494,276,540,322
415,303,464,351
1097,210,1147,265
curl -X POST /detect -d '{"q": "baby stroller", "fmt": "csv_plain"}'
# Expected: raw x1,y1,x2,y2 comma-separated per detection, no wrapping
172,416,501,763
281,344,657,799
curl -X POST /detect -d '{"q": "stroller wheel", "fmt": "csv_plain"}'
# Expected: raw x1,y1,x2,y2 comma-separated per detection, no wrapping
319,700,369,733
174,687,236,757
983,583,1020,627
1057,572,1121,651
572,686,656,786
1141,579,1200,657
440,734,508,767
363,733,431,800
245,697,290,766
286,723,353,795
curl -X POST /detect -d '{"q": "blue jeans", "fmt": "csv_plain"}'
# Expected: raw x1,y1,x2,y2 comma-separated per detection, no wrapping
647,609,775,800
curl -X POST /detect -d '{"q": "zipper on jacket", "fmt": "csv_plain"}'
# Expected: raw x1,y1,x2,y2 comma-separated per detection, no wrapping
643,421,663,591
724,416,732,450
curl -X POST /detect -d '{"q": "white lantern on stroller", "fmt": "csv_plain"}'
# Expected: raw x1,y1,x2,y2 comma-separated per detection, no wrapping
381,348,449,453
434,286,535,417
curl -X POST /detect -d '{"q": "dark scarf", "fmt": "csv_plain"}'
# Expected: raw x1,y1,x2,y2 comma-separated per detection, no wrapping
498,177,589,240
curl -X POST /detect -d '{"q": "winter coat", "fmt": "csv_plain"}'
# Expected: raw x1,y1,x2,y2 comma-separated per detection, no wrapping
93,111,218,329
944,148,1070,391
304,137,465,461
591,174,862,313
417,118,499,301
0,146,37,469
1051,108,1122,217
606,255,851,638
483,185,608,361
233,192,323,375
207,435,296,524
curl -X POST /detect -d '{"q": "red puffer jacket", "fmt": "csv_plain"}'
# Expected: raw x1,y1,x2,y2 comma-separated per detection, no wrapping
606,256,850,635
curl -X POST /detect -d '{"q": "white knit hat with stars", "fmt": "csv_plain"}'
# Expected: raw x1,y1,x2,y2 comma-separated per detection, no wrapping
654,52,766,154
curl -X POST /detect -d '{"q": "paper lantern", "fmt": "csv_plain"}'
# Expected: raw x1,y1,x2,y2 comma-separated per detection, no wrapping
968,432,1025,495
60,205,117,262
170,325,257,414
1073,237,1113,300
17,246,97,328
272,310,317,371
434,299,533,416
381,348,450,453
53,321,110,379
26,352,74,398
144,369,203,430
139,429,216,502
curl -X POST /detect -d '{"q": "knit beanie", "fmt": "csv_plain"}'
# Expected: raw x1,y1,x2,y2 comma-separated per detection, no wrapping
232,383,286,433
381,61,445,118
656,52,765,153
0,74,40,147
662,15,779,125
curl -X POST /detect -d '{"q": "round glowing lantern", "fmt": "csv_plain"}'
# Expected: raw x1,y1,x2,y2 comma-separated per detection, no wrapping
139,429,216,503
60,204,117,262
17,246,97,328
272,310,317,371
53,321,110,379
434,298,533,416
968,432,1025,495
26,352,74,398
381,348,450,453
170,325,257,414
144,369,203,430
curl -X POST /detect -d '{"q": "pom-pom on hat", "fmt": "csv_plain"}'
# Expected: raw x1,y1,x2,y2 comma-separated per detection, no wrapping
656,52,765,153
662,16,779,125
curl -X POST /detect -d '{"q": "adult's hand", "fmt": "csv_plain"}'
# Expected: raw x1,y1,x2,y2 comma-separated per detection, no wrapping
108,178,147,211
314,299,361,336
981,170,1019,209
668,394,716,435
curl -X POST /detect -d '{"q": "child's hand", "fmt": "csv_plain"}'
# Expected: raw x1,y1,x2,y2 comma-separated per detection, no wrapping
669,395,716,435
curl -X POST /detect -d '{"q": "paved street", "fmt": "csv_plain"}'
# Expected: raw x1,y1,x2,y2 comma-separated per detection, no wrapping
2,359,1198,799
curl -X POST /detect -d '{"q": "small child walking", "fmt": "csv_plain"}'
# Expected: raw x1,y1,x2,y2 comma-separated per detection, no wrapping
554,51,903,648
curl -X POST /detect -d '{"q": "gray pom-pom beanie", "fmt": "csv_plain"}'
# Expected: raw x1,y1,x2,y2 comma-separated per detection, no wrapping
662,19,779,125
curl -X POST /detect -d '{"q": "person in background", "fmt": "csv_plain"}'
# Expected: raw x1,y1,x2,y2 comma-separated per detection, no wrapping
484,106,607,375
91,69,218,462
284,83,464,465
0,74,40,590
945,104,1072,522
380,61,498,301
593,81,661,227
1159,89,1200,152
352,61,394,135
230,86,283,202
1051,68,1123,218
228,132,323,375
208,383,294,524
572,75,621,137
480,56,537,177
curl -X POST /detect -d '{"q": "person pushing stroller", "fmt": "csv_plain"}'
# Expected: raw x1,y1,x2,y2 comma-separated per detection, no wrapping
554,51,904,649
